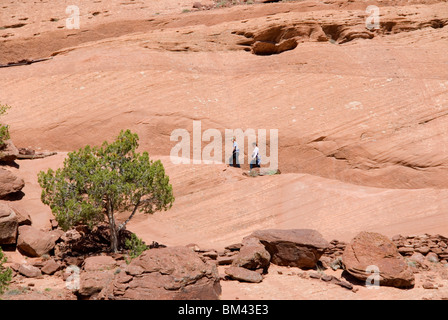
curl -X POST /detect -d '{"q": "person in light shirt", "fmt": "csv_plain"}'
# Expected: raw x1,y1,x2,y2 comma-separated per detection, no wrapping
250,142,261,170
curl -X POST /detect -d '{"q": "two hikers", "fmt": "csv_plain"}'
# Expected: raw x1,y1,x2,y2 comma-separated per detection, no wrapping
230,137,261,170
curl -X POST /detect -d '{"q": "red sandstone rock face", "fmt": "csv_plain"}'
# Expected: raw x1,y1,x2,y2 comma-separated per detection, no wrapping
109,247,221,300
342,232,415,288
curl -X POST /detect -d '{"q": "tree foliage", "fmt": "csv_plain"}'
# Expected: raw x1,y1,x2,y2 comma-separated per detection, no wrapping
38,129,175,252
125,233,148,263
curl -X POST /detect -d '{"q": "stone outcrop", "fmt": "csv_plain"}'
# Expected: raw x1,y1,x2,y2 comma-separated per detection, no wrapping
247,229,329,268
109,246,221,300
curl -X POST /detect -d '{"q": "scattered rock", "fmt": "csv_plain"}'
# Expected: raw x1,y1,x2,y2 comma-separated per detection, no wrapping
231,237,270,272
426,252,439,263
225,266,263,283
18,264,42,278
321,274,333,282
342,231,415,288
41,259,61,275
225,243,242,251
422,282,437,290
202,250,218,260
217,255,235,265
335,279,353,290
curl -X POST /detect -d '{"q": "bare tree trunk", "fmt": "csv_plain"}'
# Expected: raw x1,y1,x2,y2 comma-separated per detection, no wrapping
107,201,119,253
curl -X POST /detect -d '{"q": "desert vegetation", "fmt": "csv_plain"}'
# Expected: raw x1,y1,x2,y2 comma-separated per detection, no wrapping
38,130,175,253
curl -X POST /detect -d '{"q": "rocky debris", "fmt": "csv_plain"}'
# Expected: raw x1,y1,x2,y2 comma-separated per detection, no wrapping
342,232,415,288
224,266,263,283
305,271,354,291
0,168,24,198
16,225,56,257
108,246,221,300
231,237,270,272
0,139,19,162
247,229,329,268
18,264,42,278
0,203,18,245
324,239,347,261
392,234,448,267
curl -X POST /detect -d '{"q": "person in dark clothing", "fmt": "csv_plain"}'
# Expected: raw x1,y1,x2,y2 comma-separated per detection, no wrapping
231,136,240,168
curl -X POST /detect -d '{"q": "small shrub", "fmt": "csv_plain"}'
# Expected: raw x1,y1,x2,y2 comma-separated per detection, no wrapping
0,104,11,146
0,248,12,295
125,233,148,263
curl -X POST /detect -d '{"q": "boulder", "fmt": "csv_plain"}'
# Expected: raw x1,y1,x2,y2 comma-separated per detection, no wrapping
247,229,329,268
78,270,115,299
0,168,24,198
109,246,221,300
231,237,270,271
0,203,18,245
225,266,263,283
342,232,415,288
17,225,56,257
426,252,439,263
18,264,42,278
83,255,117,272
10,207,32,226
0,139,19,162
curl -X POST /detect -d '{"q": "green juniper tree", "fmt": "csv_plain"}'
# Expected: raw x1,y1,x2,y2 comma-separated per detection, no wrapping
38,129,174,253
